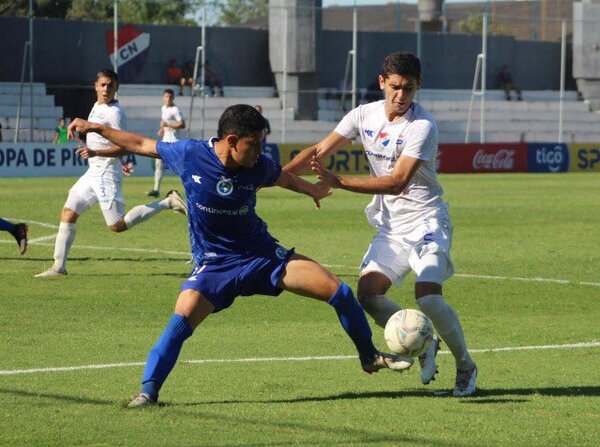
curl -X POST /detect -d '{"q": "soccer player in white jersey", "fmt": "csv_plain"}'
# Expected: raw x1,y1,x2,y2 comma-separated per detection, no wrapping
35,69,187,278
147,89,185,197
284,52,477,397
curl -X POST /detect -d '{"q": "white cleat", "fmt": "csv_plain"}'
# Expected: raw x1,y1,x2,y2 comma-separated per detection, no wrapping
453,364,478,397
166,190,187,216
127,392,157,408
362,352,414,374
419,335,440,385
34,268,67,278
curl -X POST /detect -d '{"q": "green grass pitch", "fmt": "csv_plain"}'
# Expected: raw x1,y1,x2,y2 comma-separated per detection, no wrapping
0,173,599,446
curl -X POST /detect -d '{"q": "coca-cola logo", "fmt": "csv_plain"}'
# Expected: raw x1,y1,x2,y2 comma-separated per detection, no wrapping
472,149,515,170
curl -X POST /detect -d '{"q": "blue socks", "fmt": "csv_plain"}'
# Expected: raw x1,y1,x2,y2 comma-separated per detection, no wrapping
0,218,15,233
140,314,193,399
328,283,378,364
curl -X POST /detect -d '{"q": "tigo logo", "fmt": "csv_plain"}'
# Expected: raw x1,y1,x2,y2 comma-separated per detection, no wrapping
527,144,569,173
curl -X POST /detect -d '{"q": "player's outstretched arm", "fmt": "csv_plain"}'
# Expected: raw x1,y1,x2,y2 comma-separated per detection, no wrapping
283,132,350,176
274,170,332,210
311,154,422,195
69,118,160,159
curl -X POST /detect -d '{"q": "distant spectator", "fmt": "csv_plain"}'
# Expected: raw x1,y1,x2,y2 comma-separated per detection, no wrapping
179,60,195,96
203,60,224,97
254,105,271,144
497,65,522,101
166,59,182,85
363,76,382,103
53,117,68,144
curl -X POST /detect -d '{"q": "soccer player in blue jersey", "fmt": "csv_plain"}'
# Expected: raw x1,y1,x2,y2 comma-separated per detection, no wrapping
68,104,413,408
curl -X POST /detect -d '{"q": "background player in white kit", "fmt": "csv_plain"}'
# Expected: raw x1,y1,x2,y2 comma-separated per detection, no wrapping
284,52,477,397
147,89,185,197
35,69,187,278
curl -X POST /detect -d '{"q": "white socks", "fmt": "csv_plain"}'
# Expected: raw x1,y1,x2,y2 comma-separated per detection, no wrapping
154,159,164,192
358,294,402,328
417,294,474,370
124,198,170,229
53,222,76,272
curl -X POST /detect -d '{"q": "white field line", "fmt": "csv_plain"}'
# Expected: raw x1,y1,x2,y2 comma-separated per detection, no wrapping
1,217,59,230
28,234,58,243
2,217,599,287
322,264,600,288
0,341,598,376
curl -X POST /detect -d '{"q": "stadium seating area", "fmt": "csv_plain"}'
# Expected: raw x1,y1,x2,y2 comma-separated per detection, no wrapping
0,82,63,142
2,82,600,144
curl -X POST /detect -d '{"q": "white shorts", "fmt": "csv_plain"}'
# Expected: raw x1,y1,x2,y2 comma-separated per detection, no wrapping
360,212,454,286
65,171,125,225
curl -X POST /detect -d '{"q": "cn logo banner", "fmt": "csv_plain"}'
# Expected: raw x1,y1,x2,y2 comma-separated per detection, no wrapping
438,143,528,173
527,143,569,173
106,25,150,82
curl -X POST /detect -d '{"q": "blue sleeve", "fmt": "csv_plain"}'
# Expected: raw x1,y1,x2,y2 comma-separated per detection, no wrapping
157,139,188,177
257,154,282,186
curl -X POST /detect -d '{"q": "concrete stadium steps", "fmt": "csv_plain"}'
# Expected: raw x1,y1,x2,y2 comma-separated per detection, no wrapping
0,94,56,107
0,82,64,142
1,128,56,142
118,84,275,98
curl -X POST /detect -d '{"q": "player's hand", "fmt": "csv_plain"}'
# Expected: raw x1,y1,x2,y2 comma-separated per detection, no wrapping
76,146,96,159
68,118,92,141
310,180,332,210
310,155,342,189
160,120,169,128
157,128,165,137
121,162,135,176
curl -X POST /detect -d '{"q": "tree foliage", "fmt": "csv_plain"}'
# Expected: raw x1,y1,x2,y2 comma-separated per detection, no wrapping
458,14,512,37
1,0,198,25
217,0,268,26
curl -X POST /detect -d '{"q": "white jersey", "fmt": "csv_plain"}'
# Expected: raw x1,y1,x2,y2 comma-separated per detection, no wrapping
86,101,127,175
161,105,183,143
334,100,446,233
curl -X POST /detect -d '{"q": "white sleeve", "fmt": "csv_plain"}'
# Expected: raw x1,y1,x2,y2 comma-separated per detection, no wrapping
109,107,127,131
402,120,437,161
333,106,361,140
173,106,183,122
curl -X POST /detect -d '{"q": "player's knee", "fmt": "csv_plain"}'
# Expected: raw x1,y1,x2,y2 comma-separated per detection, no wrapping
60,208,78,223
109,220,127,232
415,281,442,299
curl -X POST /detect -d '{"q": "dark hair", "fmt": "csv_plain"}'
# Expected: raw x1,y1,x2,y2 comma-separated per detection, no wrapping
164,89,175,96
381,52,421,80
96,68,119,85
218,104,266,139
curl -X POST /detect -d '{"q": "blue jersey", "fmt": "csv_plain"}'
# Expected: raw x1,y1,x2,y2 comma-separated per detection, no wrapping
157,138,282,262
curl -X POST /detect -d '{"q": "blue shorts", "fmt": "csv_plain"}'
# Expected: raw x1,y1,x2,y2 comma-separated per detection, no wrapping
180,244,295,312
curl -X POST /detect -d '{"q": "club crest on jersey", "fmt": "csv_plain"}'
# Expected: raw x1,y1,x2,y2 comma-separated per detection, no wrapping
275,246,288,260
380,132,390,147
216,177,234,196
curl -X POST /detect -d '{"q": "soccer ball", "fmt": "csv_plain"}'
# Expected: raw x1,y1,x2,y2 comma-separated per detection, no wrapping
384,309,434,357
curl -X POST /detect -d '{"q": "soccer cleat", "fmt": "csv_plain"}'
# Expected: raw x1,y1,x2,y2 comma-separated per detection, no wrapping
166,190,187,216
34,268,67,278
453,364,478,397
419,335,440,385
361,352,414,374
11,223,28,255
146,189,160,198
127,392,157,408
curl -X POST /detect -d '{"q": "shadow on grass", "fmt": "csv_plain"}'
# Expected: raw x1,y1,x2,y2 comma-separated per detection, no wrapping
177,385,600,406
0,386,112,406
0,256,189,263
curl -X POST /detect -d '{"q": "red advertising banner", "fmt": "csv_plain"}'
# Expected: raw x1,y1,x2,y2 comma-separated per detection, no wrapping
438,143,528,173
